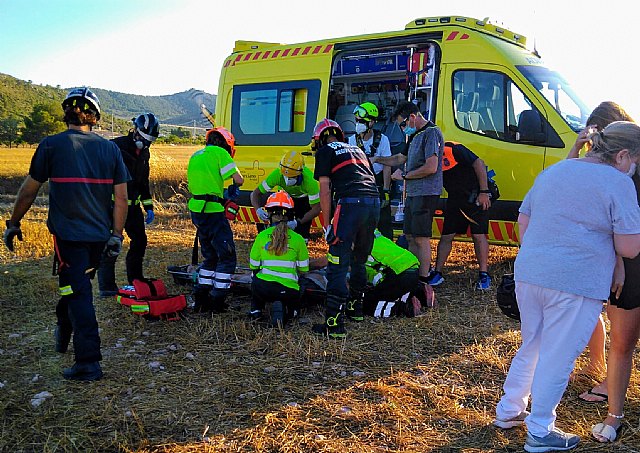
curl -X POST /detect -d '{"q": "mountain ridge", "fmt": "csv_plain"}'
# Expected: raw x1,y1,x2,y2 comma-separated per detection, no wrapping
0,73,216,128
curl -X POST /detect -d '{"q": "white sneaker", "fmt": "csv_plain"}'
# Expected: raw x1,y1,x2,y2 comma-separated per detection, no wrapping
492,410,529,429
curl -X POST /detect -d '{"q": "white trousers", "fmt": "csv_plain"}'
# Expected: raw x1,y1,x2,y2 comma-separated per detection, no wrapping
496,281,602,437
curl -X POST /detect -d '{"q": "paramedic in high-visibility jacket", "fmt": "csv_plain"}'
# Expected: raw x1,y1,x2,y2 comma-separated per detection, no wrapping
250,150,321,240
364,229,422,317
3,87,129,381
249,191,309,327
311,119,380,338
187,127,244,313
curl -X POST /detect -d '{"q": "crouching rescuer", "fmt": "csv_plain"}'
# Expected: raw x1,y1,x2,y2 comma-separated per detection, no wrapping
3,87,129,381
187,127,244,313
249,191,310,327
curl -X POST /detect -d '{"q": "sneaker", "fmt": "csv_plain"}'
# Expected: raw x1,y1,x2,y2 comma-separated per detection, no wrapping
62,361,103,381
476,273,492,291
248,309,264,322
493,410,530,429
426,271,444,286
54,325,72,353
524,428,580,452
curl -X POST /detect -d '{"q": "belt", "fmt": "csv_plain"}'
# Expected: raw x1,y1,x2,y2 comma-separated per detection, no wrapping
192,194,223,203
338,197,379,205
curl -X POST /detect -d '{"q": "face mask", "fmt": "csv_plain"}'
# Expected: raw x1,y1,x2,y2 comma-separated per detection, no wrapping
284,176,298,186
355,123,367,135
403,126,416,137
628,162,637,177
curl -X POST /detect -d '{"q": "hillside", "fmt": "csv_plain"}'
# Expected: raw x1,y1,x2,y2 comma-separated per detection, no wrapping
0,73,216,128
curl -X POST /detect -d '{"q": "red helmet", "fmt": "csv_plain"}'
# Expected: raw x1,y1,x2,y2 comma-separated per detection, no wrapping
206,127,236,157
312,119,344,149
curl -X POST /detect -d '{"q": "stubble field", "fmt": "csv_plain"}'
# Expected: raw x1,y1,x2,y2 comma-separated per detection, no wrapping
0,145,638,452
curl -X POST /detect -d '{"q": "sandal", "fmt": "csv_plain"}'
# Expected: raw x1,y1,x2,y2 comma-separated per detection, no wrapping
592,422,622,442
578,388,608,403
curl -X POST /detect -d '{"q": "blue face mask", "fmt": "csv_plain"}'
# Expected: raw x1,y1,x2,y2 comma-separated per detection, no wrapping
403,126,416,136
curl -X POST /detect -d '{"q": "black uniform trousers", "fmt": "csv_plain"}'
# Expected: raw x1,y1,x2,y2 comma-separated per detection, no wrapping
55,239,103,363
98,204,147,289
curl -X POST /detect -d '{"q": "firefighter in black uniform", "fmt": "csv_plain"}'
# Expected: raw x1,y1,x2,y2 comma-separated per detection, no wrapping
98,113,159,296
311,119,380,338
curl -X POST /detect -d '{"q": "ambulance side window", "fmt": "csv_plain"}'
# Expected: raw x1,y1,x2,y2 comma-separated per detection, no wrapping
453,70,558,146
231,80,321,146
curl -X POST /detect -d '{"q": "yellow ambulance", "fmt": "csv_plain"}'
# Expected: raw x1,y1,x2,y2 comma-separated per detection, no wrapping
214,15,589,245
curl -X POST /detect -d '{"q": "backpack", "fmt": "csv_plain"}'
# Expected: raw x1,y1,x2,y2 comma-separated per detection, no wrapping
117,278,186,321
496,273,520,321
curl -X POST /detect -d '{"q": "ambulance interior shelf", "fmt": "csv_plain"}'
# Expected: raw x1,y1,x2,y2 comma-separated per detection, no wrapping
328,45,436,142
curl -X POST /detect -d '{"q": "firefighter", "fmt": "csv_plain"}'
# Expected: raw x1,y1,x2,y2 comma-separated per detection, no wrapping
98,113,160,296
348,102,394,238
3,87,129,381
187,127,244,313
311,119,380,338
249,191,309,327
250,150,321,240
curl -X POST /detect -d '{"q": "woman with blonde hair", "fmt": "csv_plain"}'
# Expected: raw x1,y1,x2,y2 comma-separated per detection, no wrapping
493,121,640,452
565,102,635,390
249,191,309,327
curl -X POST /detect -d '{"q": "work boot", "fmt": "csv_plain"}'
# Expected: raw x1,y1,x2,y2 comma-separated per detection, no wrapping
345,296,364,322
312,311,346,339
54,325,72,353
418,282,437,308
270,301,284,328
403,295,423,318
209,294,229,313
192,287,213,313
62,361,103,381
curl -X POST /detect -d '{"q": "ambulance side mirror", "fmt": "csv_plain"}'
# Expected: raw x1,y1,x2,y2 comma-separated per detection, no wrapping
516,110,546,144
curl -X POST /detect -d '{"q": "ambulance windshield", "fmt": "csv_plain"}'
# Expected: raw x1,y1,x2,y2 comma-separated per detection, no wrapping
517,65,589,132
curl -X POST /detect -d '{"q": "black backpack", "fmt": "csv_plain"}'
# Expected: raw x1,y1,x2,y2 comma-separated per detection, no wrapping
496,273,520,321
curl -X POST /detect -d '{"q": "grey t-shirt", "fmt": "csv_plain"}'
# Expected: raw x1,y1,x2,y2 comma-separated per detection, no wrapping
515,158,640,300
403,125,444,197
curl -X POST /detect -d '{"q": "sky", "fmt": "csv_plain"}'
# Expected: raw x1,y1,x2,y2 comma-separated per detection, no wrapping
1,0,640,119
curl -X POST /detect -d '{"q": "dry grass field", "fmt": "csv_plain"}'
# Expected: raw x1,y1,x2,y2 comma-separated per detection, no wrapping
1,145,639,452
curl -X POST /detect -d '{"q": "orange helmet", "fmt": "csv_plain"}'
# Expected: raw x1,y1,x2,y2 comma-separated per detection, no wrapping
206,127,236,157
265,191,295,221
311,118,344,150
265,190,294,210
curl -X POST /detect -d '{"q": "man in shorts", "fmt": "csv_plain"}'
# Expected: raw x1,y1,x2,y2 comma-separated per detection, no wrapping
427,141,493,290
370,101,444,290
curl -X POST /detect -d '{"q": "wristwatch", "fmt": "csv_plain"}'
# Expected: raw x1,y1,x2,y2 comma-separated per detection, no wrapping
478,189,491,194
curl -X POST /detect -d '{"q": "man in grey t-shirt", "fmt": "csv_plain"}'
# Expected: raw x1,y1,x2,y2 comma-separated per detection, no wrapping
370,101,444,286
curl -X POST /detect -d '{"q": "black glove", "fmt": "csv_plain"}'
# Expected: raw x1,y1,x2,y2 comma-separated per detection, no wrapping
3,220,23,252
104,234,123,257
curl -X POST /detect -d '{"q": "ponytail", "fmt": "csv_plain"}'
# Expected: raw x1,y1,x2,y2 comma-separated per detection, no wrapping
267,220,289,256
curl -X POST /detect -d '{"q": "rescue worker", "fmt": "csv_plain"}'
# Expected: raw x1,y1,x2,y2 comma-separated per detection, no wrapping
348,102,393,238
369,101,444,292
427,141,493,290
311,118,380,338
363,229,423,318
250,150,321,240
3,87,129,381
187,127,244,313
249,191,309,327
98,113,160,296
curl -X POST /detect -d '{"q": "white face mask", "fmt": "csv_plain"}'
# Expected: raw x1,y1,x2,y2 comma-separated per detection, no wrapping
628,162,637,177
355,123,367,135
284,176,298,186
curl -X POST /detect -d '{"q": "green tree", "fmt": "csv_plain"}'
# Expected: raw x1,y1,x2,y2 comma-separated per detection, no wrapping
21,103,65,144
0,117,21,147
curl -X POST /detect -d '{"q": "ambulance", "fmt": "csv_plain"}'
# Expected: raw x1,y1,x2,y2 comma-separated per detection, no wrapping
214,15,590,245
